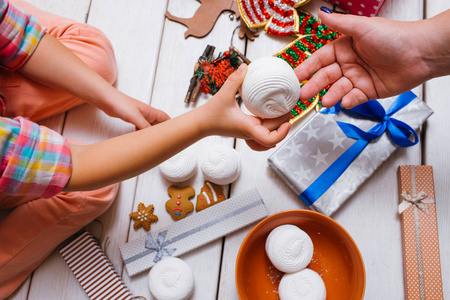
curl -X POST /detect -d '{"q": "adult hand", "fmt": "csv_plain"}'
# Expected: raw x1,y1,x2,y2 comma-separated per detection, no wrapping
295,9,450,108
203,64,291,151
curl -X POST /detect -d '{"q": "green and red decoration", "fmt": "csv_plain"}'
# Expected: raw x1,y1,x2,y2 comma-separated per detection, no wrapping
274,10,342,123
196,51,240,95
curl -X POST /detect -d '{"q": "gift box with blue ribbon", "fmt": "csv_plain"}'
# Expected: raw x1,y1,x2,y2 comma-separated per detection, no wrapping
268,91,433,216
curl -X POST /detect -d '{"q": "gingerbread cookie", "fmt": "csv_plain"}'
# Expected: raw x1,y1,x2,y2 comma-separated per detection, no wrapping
196,181,226,212
165,185,195,220
129,202,158,231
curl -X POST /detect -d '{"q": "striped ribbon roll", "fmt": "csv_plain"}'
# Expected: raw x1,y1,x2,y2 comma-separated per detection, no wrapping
60,231,133,300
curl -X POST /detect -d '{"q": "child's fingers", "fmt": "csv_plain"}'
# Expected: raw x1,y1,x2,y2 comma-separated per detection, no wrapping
133,116,151,130
245,140,273,151
217,64,248,97
260,113,291,130
249,121,291,149
147,108,171,126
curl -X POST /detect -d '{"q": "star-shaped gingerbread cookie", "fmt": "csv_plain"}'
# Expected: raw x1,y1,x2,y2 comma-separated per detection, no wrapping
129,202,158,231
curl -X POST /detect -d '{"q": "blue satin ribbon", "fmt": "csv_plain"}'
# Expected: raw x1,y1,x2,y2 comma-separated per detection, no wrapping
299,91,419,206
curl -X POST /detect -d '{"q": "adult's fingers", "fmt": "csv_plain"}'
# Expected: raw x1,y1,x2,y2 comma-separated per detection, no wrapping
299,62,342,101
318,9,368,37
294,42,337,83
320,76,353,107
341,88,369,108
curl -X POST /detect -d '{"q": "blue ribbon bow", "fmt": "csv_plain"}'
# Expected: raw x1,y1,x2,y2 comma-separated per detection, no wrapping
145,231,177,263
299,91,418,206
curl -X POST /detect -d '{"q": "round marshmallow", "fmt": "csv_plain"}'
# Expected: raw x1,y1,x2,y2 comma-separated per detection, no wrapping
148,257,195,300
265,224,313,273
159,146,197,182
200,144,241,185
279,268,326,300
240,56,300,119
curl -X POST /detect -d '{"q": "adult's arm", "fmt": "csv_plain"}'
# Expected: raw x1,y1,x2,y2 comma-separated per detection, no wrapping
295,8,450,108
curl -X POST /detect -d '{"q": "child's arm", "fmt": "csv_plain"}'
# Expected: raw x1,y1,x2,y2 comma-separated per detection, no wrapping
65,65,291,191
295,9,450,109
18,33,170,129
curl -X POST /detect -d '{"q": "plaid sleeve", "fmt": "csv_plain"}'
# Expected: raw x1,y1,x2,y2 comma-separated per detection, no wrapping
0,0,46,71
0,116,72,198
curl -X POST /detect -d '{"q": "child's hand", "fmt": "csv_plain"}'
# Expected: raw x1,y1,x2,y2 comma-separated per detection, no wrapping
295,9,450,109
96,93,170,130
202,64,291,151
67,64,291,190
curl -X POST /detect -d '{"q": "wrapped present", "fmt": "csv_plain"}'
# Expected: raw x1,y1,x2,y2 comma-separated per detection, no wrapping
326,0,387,16
397,165,444,299
60,231,134,300
268,91,433,216
120,188,267,276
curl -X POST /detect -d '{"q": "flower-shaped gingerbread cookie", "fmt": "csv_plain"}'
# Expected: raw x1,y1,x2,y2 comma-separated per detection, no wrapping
129,202,158,231
165,185,195,220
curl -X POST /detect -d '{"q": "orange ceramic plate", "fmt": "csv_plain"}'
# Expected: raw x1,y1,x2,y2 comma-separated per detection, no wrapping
236,210,365,299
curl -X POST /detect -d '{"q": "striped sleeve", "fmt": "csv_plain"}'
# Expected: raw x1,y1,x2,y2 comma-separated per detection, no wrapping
0,0,46,71
0,116,72,198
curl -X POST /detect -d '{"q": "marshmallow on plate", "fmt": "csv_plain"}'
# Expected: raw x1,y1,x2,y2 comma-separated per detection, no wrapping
278,268,326,300
265,224,313,273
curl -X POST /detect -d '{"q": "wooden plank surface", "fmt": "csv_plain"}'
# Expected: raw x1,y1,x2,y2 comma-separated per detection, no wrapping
125,0,244,298
424,1,450,298
4,0,449,299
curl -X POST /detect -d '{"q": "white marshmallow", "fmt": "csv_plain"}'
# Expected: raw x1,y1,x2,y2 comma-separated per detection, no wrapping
240,56,300,119
278,268,326,300
159,146,197,182
148,257,195,300
265,224,313,273
200,144,241,185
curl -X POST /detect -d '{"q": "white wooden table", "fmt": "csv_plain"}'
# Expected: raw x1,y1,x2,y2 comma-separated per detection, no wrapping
6,0,450,299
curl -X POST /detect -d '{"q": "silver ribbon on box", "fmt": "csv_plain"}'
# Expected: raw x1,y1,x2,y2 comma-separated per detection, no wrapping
120,188,267,276
268,92,433,216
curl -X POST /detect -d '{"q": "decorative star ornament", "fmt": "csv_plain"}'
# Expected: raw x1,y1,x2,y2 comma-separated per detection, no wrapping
129,203,159,231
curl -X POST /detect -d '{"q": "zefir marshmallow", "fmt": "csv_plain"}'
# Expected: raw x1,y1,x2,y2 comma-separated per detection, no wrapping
159,146,197,182
200,144,241,185
265,224,313,273
240,56,300,119
148,257,195,300
278,268,326,300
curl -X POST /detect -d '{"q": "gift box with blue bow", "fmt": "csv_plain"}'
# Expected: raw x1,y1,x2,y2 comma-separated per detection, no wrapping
268,91,433,216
